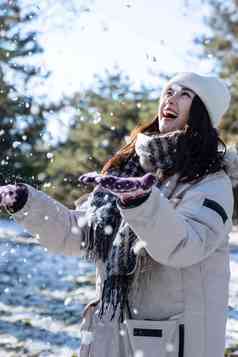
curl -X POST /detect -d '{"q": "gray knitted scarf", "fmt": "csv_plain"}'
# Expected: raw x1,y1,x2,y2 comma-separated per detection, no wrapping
80,131,182,321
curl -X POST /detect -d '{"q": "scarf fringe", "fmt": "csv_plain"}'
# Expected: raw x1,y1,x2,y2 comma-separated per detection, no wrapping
99,275,133,322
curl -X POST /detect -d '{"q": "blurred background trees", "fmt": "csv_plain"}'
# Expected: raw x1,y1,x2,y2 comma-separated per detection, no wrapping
0,0,61,186
46,70,157,207
0,0,158,208
197,0,238,144
1,1,238,355
197,0,238,221
0,0,238,219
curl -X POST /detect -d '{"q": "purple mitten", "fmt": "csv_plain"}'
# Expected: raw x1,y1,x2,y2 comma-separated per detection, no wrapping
0,184,28,213
96,173,156,192
79,172,156,205
79,171,102,186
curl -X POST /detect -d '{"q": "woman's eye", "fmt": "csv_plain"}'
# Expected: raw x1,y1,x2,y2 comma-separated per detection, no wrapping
181,92,190,97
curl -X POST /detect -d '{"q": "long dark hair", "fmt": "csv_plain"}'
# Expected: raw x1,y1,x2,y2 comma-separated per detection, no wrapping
175,95,226,182
101,95,226,182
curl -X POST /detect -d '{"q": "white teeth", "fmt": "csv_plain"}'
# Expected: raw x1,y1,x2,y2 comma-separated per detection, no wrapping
165,109,177,115
163,109,177,117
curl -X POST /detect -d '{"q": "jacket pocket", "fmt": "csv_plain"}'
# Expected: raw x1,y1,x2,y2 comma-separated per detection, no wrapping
125,319,184,357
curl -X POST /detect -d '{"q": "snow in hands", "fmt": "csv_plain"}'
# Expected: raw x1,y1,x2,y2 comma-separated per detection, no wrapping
79,172,157,193
79,172,157,203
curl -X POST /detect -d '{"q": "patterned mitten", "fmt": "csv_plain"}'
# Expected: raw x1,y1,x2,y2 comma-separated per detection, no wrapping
79,172,156,205
0,184,29,213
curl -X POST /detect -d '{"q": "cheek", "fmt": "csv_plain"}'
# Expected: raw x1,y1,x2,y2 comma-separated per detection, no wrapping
174,108,190,130
181,110,190,125
158,99,165,116
179,102,192,123
158,104,162,117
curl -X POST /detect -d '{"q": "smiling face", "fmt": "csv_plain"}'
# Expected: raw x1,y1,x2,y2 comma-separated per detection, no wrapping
158,84,196,134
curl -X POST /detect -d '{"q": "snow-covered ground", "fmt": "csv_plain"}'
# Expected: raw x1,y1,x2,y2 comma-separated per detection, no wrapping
0,219,237,356
227,225,238,349
0,219,96,357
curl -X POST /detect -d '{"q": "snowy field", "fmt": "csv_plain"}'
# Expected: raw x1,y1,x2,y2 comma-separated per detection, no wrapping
227,226,238,351
0,219,96,357
0,220,237,356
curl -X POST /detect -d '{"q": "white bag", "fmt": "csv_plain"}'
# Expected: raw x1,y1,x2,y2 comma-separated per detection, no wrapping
125,319,184,357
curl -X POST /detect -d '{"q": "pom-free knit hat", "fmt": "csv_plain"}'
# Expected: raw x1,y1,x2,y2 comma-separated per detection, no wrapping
161,72,231,127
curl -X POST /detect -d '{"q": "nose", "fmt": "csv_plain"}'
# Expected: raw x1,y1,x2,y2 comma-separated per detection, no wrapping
166,93,177,105
166,89,182,104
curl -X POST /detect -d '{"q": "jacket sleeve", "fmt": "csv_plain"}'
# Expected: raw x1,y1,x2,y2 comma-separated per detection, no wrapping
13,185,90,256
119,174,234,268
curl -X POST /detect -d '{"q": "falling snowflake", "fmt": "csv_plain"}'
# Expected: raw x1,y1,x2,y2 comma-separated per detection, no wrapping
119,328,126,336
46,152,54,159
104,225,113,235
133,240,147,254
12,141,21,148
134,350,144,357
71,226,79,235
43,182,52,188
101,139,109,148
166,343,175,352
38,173,46,181
92,111,102,124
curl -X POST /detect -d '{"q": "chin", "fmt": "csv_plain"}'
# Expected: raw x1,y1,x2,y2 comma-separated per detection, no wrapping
159,124,175,134
159,118,180,134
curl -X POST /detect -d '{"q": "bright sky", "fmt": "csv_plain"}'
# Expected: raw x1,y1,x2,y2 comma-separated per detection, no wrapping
27,0,213,101
19,0,214,142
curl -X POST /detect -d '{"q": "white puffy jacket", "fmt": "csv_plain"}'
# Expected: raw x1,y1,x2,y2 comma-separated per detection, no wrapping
13,163,236,357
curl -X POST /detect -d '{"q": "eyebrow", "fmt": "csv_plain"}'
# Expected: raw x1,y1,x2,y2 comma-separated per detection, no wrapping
167,86,195,94
181,87,195,94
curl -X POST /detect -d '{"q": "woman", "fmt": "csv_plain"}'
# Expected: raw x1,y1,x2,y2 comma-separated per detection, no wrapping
0,72,237,357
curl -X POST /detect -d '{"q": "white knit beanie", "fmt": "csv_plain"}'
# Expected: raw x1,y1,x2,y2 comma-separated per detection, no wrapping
161,72,231,127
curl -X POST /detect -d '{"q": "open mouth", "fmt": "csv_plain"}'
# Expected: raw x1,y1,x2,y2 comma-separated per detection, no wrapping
162,109,178,119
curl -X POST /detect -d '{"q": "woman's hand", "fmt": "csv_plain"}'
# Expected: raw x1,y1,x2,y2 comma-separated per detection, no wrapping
0,184,28,213
79,172,157,204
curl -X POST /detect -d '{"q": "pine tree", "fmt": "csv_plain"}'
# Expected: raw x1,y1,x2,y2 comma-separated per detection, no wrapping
195,0,238,222
0,0,58,185
196,0,238,143
47,70,158,207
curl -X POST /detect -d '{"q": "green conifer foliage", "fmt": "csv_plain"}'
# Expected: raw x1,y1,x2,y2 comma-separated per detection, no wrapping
0,0,58,185
196,0,238,143
47,70,158,207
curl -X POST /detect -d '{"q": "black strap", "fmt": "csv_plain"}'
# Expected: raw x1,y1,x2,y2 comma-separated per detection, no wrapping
133,328,163,337
203,198,228,224
179,324,184,357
